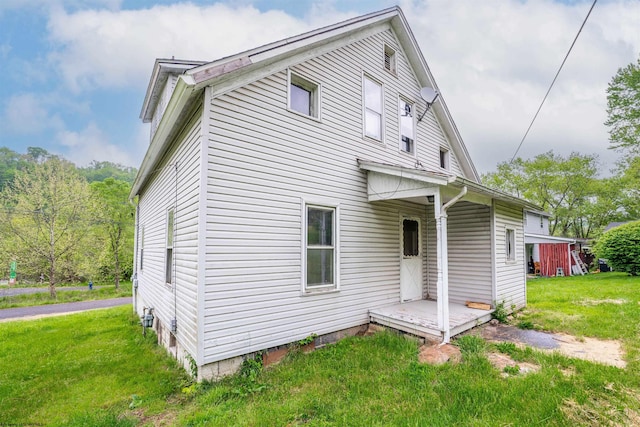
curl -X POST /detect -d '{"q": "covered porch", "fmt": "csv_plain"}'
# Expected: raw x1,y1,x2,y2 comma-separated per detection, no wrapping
358,159,534,342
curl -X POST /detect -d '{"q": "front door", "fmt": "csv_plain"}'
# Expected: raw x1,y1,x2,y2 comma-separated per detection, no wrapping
400,217,423,302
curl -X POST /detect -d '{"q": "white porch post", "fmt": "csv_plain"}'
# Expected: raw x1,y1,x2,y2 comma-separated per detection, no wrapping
434,191,450,342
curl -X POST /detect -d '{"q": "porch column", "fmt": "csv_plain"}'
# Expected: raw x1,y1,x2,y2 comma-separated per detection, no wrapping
434,191,450,342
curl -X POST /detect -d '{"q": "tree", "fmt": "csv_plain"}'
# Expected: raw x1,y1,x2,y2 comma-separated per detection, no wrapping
0,147,29,192
79,161,137,184
91,178,135,289
594,221,640,275
0,157,94,297
605,57,640,153
482,151,605,238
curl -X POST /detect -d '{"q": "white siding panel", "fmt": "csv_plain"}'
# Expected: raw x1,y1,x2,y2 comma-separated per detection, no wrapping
201,29,463,364
494,201,526,309
137,108,202,359
446,202,492,304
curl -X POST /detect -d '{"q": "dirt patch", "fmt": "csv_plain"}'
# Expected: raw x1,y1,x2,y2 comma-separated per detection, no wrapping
487,352,540,377
479,324,626,368
418,343,461,365
579,298,628,306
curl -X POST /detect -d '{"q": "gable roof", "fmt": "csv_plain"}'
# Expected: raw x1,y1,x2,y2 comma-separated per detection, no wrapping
132,6,480,197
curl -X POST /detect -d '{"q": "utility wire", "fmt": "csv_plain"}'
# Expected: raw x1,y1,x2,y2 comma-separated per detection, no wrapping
510,0,597,162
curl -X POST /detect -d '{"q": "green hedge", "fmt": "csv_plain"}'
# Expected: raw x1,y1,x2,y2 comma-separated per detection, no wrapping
594,221,640,276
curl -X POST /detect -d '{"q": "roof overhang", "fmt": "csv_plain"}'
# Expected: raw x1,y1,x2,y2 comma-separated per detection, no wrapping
524,233,576,244
358,159,541,210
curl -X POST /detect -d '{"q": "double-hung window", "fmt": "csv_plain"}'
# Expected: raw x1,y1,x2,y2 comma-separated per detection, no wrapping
399,98,415,154
166,209,174,284
363,76,383,140
305,204,338,291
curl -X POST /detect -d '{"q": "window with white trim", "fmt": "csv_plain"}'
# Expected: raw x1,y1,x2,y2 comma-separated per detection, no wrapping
289,71,320,118
506,228,515,261
305,205,337,290
384,44,397,75
166,209,174,284
363,75,383,140
399,97,415,154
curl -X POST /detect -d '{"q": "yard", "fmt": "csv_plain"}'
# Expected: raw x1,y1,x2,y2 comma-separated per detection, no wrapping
0,272,638,426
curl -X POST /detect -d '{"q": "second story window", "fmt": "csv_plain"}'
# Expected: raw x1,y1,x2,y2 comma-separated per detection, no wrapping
399,98,415,154
364,75,383,140
289,71,320,119
384,44,397,75
166,209,174,284
440,148,450,170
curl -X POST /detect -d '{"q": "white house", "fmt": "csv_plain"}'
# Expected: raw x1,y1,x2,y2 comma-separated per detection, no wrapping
523,210,581,276
130,6,539,380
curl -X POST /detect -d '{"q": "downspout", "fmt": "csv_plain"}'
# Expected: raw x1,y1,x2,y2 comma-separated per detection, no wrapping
437,186,467,344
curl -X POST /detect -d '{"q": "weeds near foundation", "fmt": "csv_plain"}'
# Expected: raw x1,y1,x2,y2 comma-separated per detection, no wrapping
492,300,509,323
231,353,267,397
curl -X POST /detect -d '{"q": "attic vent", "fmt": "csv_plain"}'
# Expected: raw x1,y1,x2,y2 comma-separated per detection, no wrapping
384,45,396,75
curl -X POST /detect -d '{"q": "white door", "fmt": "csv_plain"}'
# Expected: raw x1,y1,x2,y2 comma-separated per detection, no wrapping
400,217,423,302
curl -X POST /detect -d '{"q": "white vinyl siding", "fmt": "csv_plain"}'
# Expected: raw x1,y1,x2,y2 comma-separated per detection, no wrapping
199,28,469,364
136,108,202,360
151,75,178,140
494,201,526,309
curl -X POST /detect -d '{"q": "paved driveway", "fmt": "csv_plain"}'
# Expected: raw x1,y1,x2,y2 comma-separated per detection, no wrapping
0,297,131,322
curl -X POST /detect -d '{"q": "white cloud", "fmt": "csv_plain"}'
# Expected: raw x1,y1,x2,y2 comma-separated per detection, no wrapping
56,122,133,166
399,0,640,174
46,3,328,92
2,93,64,134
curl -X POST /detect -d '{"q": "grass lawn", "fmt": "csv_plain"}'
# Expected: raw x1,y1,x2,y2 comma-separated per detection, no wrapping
1,272,639,426
0,305,189,426
0,281,132,309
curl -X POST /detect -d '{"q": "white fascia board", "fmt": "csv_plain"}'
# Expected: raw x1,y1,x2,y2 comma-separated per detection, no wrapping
524,233,576,244
130,74,196,198
140,60,205,122
358,160,455,186
453,177,542,212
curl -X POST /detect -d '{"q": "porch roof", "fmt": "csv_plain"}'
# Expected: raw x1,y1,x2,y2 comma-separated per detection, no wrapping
358,159,541,210
525,233,576,244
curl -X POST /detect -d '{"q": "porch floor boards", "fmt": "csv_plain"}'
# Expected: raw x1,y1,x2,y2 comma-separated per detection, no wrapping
369,300,494,340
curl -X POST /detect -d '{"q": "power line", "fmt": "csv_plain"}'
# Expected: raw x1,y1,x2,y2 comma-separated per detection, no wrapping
510,0,597,162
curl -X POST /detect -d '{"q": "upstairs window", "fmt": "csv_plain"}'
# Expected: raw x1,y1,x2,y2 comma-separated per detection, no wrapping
399,98,415,154
440,148,450,170
166,209,174,284
289,71,320,119
384,44,397,75
363,76,383,140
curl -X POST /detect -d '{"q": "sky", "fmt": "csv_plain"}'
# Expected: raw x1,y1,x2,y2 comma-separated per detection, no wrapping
0,0,639,176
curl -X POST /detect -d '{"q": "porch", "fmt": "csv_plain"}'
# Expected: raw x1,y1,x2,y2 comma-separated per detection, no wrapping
370,300,494,340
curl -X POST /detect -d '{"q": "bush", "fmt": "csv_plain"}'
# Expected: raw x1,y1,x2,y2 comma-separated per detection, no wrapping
594,221,640,276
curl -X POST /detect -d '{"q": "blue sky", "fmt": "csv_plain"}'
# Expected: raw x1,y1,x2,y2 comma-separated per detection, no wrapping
1,0,638,174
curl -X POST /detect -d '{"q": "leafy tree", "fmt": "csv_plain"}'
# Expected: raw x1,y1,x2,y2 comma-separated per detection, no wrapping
482,151,603,237
0,157,94,296
91,178,135,289
605,57,640,153
0,147,29,192
616,156,640,220
79,161,137,184
594,221,640,275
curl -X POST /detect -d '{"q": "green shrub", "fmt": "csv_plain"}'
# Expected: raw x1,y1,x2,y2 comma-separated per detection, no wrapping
594,221,640,276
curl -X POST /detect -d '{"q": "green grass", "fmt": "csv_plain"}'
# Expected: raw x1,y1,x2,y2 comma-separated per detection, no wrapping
0,305,189,426
2,273,640,426
0,281,132,309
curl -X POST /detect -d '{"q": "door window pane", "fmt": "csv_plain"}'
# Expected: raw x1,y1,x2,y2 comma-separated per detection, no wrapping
403,219,419,256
